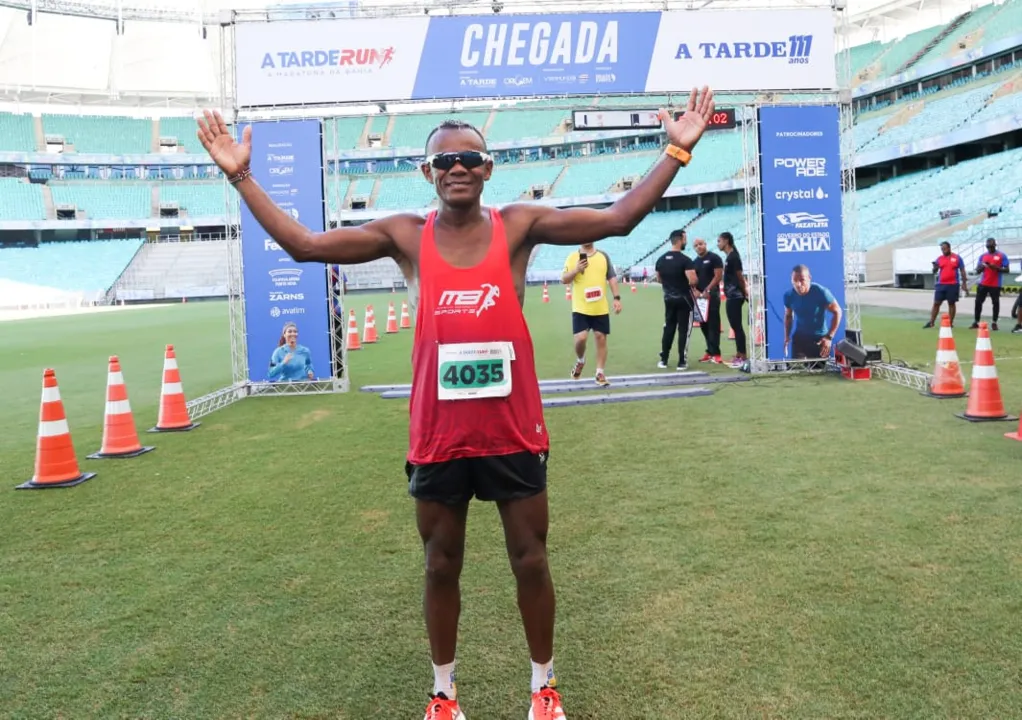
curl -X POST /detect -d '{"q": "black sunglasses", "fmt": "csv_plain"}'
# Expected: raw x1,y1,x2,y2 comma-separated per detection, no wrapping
423,151,492,171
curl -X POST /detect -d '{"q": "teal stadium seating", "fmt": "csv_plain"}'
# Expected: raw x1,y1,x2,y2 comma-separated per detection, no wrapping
49,182,151,220
42,114,151,154
0,178,46,221
0,112,35,152
0,239,144,292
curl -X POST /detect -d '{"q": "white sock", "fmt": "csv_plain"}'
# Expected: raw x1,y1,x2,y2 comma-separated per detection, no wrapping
595,367,604,375
577,356,585,363
531,658,555,693
433,660,457,699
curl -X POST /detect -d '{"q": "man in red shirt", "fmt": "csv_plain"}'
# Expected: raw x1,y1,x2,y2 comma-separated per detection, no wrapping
971,237,1010,331
196,88,717,720
924,241,969,328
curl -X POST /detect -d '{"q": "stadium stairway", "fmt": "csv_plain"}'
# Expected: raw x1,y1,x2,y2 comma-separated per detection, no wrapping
899,10,971,75
111,240,229,302
42,185,55,220
32,116,44,152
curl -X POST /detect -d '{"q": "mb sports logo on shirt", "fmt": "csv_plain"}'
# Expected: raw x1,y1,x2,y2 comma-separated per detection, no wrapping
674,34,813,64
436,284,500,317
777,212,829,229
773,157,827,177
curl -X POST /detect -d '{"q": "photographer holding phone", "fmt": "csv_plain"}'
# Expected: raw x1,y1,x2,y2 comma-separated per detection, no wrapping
562,242,621,386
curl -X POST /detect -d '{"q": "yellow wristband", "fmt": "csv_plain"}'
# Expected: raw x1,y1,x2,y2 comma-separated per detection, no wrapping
665,144,692,167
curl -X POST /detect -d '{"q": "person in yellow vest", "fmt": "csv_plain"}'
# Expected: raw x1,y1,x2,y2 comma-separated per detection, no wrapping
561,242,622,386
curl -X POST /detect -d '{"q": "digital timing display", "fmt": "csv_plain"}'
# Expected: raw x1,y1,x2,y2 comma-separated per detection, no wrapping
572,107,737,132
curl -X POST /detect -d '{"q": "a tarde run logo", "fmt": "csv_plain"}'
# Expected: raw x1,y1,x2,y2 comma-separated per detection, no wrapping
259,47,395,75
435,284,500,317
674,34,813,64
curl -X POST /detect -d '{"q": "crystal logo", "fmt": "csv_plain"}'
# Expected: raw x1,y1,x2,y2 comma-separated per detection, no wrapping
775,187,829,202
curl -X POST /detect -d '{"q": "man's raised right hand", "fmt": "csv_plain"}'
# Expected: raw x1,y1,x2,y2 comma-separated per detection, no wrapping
197,110,251,179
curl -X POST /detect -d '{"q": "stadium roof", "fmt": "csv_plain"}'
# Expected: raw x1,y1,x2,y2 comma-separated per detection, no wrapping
0,0,992,110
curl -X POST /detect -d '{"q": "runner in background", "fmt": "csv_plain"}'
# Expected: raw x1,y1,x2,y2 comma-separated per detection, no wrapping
562,243,622,386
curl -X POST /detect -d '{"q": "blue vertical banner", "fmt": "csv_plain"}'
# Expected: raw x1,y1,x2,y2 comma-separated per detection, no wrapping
758,105,846,363
238,119,332,383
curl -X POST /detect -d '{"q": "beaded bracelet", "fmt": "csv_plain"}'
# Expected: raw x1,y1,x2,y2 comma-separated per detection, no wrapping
228,168,252,185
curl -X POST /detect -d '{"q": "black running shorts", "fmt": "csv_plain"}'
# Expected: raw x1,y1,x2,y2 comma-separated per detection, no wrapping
406,450,549,505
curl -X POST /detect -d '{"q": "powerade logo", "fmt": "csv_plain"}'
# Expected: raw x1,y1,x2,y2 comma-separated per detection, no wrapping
460,20,618,68
259,48,395,72
774,157,827,177
777,212,829,229
776,232,831,253
674,35,813,64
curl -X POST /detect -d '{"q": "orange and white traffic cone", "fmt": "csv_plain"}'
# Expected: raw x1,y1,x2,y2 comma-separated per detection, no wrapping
925,314,967,399
957,322,1017,422
399,301,411,330
88,356,154,458
630,280,637,294
753,306,764,345
149,344,199,432
16,369,97,489
565,286,571,301
385,302,399,334
542,283,550,303
362,305,378,344
345,308,361,349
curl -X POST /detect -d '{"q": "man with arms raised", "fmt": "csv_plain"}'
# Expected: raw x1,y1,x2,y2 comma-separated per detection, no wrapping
196,87,715,720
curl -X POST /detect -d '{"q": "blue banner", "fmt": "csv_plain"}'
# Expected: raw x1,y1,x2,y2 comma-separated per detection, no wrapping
238,119,332,383
758,105,845,363
412,13,663,99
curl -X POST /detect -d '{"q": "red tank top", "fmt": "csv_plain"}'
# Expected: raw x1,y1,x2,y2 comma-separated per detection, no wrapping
408,208,549,464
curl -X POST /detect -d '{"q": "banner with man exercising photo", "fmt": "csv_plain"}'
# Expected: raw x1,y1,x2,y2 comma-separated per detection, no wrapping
758,104,845,363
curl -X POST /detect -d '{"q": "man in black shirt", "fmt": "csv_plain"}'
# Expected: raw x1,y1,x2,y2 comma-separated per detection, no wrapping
654,229,698,369
692,237,724,363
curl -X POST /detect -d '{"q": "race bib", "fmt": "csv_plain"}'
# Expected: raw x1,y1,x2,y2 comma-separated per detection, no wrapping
584,286,603,303
437,342,513,401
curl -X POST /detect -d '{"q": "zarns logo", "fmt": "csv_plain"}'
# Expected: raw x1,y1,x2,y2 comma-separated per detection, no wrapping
675,34,813,64
269,291,304,302
436,284,500,317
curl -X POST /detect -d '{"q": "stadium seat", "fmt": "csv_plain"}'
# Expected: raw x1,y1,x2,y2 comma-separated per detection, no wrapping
0,239,144,294
0,112,36,152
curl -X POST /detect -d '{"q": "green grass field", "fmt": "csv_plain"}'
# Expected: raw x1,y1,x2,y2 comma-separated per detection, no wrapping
3,290,1022,719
